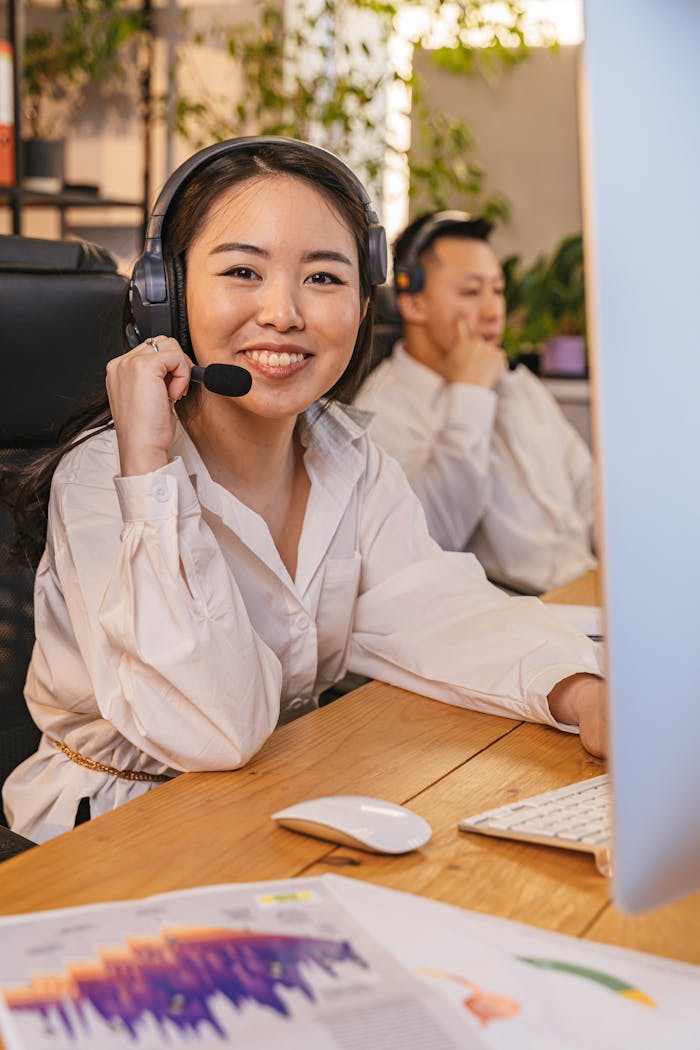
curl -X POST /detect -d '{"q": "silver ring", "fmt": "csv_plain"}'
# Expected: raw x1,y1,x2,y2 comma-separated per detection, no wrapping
145,337,160,353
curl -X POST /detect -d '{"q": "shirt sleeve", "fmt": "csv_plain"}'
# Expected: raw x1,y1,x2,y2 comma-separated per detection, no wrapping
51,455,283,771
358,363,498,551
469,368,597,593
347,441,601,730
563,412,598,552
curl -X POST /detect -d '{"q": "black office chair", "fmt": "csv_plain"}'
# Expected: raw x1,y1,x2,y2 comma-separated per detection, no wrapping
0,234,128,851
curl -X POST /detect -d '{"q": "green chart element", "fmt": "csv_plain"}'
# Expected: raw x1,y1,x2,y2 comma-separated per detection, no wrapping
517,956,657,1007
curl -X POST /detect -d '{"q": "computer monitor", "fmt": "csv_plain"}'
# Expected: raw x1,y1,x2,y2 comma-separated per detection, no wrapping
580,0,700,912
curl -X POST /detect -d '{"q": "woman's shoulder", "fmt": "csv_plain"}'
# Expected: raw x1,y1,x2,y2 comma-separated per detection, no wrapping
306,400,374,451
52,425,120,493
305,400,387,485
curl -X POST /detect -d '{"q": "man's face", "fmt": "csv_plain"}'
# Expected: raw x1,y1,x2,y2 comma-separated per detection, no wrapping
410,236,506,355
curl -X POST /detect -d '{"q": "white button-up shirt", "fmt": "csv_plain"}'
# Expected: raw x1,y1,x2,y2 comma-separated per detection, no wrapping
3,402,599,842
355,344,597,593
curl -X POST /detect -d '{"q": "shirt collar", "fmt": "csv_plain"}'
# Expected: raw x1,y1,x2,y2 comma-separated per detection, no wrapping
168,400,370,594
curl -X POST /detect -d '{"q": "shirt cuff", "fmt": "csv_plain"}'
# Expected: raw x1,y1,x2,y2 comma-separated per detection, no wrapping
526,661,603,734
446,383,497,430
114,457,199,522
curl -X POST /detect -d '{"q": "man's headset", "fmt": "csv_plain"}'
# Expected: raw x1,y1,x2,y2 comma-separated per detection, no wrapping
127,135,388,355
393,210,493,295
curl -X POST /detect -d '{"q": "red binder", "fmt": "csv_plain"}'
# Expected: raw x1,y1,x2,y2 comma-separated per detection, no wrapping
0,40,15,187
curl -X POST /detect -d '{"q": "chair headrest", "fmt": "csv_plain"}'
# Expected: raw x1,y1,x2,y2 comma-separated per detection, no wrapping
0,237,128,445
0,235,118,274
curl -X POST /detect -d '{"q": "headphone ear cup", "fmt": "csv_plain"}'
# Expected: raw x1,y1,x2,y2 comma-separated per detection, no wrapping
170,255,194,360
126,256,148,346
369,223,388,286
126,251,173,345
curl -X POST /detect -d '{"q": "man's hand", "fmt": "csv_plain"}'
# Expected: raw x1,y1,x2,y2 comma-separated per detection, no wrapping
438,318,507,388
547,673,609,758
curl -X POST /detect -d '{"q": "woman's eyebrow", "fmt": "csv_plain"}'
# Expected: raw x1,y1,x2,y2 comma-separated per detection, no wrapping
208,244,352,267
301,249,353,267
210,242,268,257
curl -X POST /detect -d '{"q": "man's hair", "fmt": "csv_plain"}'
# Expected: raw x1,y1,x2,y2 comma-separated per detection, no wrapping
393,211,493,278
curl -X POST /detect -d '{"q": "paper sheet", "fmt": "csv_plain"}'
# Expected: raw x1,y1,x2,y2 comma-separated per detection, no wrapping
1,875,698,1049
545,603,603,639
329,876,700,1049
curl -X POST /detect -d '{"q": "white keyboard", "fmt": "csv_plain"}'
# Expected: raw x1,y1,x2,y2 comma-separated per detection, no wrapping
458,773,612,874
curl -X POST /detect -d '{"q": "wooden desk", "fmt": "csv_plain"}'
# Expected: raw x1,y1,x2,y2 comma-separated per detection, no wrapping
0,567,698,1005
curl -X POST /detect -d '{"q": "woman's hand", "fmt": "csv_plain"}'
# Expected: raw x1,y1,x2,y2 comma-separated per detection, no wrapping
547,673,609,758
106,337,193,477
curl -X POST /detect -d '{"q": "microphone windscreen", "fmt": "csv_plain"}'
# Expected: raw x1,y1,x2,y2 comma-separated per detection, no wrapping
199,364,252,397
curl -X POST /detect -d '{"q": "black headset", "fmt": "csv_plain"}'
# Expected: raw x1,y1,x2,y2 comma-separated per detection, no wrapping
393,210,493,295
127,135,388,355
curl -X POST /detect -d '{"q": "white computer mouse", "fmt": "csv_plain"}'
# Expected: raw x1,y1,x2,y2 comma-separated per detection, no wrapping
271,795,432,854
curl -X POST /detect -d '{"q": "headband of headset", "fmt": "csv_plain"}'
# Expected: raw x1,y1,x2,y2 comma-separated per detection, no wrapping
127,135,388,351
394,210,492,294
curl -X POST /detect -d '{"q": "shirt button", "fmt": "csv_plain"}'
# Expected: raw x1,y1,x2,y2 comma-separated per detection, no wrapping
153,485,168,503
294,614,309,630
289,698,304,710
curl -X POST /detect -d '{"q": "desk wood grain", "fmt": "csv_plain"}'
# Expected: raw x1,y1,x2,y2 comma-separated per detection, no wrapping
542,568,599,606
0,682,515,913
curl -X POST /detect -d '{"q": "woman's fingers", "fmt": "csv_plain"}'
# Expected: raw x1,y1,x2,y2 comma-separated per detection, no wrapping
106,336,193,477
141,337,193,402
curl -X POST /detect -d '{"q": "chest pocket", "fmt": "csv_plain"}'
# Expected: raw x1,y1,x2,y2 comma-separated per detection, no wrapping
315,554,362,688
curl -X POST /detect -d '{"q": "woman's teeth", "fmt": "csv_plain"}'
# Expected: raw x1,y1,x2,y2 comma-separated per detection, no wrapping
245,350,306,367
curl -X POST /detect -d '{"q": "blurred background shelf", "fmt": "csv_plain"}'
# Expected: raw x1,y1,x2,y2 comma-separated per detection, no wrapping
2,0,151,241
0,187,146,237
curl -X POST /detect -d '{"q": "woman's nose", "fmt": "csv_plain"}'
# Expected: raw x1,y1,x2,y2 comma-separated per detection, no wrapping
256,279,304,331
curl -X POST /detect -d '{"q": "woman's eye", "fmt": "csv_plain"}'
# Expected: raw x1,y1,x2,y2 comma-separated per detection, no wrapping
306,271,344,286
223,266,259,280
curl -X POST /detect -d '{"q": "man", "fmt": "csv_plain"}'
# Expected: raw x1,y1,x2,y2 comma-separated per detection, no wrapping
355,211,596,594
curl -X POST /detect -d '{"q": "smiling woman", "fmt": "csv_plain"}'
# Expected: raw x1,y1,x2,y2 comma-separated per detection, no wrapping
182,176,366,424
1,137,606,844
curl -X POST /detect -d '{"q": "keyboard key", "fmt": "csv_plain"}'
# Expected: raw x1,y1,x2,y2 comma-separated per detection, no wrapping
458,774,611,870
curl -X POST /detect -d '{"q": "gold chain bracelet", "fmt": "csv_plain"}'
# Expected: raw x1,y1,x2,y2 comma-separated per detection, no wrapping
49,738,171,783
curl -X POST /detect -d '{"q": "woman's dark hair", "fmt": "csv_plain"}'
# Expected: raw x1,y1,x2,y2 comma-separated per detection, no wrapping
0,394,116,570
1,139,378,569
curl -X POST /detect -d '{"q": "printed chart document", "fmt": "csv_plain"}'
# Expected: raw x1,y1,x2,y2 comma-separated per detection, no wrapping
0,878,471,1050
1,875,699,1049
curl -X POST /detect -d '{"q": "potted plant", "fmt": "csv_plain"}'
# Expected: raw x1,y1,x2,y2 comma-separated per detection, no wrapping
22,0,145,192
502,233,587,377
163,0,543,216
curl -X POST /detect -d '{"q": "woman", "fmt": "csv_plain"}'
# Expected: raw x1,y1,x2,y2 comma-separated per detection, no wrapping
2,138,605,843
